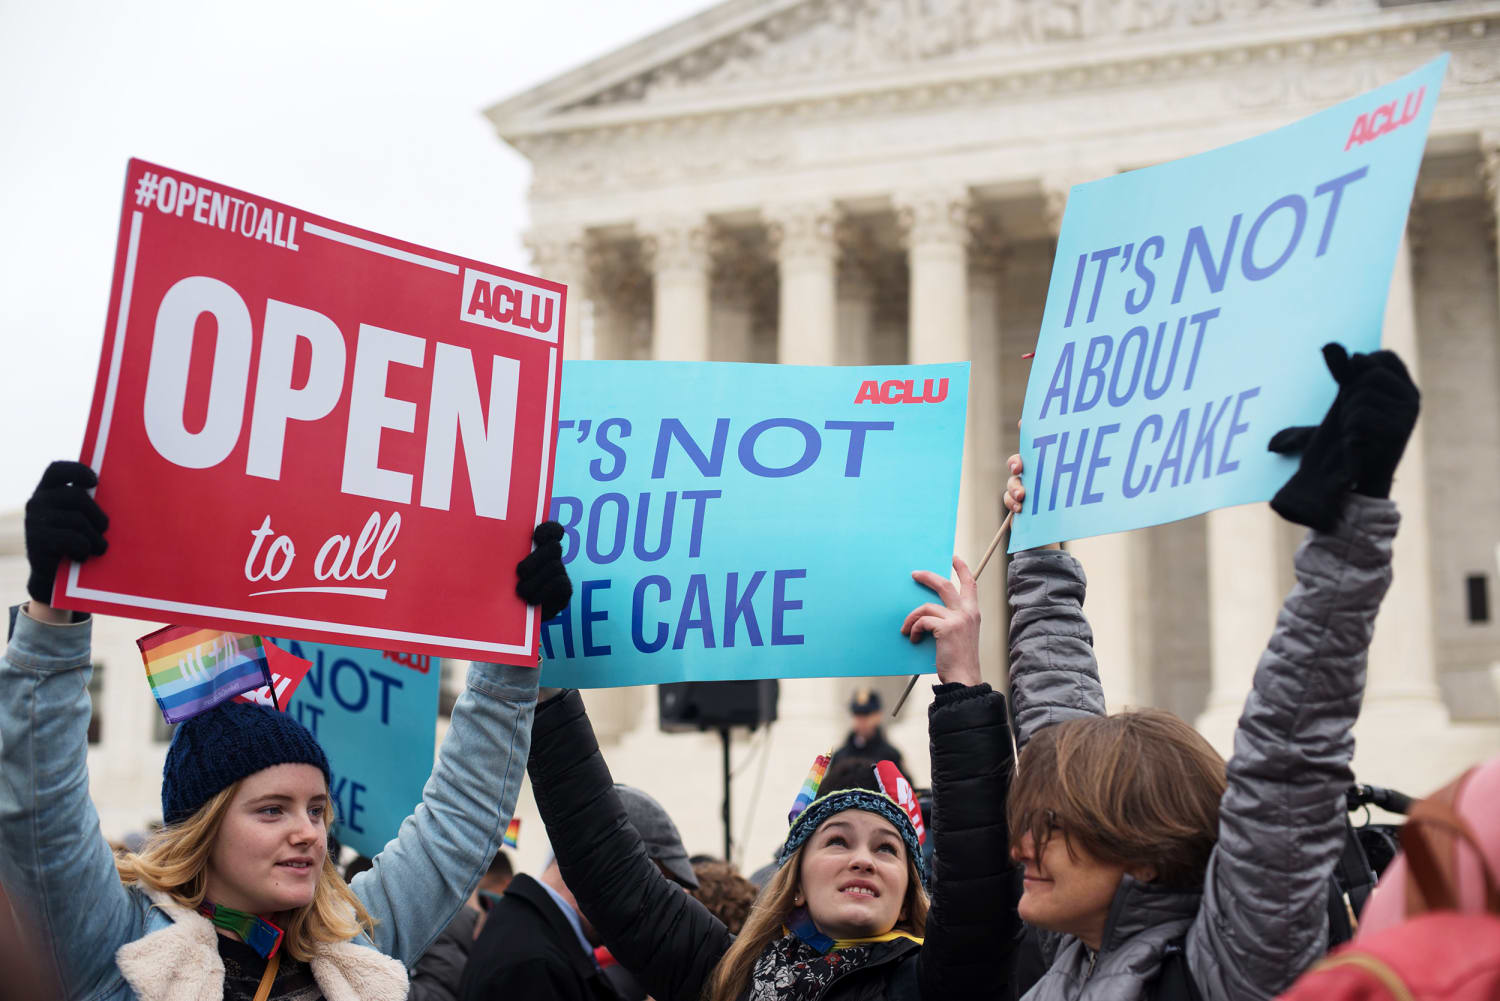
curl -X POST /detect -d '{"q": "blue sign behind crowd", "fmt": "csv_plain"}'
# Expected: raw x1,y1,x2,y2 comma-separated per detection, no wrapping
538,361,968,689
276,639,441,859
1010,55,1447,550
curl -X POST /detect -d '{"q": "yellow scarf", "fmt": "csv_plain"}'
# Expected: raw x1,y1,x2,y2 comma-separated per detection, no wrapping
832,929,924,951
781,921,925,952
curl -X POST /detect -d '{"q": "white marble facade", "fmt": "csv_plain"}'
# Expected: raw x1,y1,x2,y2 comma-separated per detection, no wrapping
487,0,1500,865
7,0,1500,878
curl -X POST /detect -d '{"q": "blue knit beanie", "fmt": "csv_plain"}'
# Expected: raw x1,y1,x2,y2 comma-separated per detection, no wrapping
776,788,931,890
161,701,331,826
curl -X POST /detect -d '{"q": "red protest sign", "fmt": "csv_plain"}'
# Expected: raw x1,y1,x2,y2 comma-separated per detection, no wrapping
55,159,565,665
234,641,315,710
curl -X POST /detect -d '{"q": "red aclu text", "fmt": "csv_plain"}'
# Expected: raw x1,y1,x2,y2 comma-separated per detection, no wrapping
854,378,950,404
462,268,563,343
1345,86,1425,151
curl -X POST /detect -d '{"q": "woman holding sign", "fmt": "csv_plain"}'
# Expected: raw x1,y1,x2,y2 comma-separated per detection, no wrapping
0,463,571,1001
999,345,1420,1001
518,565,1018,1001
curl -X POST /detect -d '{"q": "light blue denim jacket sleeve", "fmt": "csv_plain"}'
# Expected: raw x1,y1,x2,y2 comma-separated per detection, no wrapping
0,604,539,990
349,657,537,965
0,607,151,999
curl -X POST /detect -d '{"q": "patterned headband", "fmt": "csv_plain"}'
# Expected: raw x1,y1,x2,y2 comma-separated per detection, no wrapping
777,753,930,888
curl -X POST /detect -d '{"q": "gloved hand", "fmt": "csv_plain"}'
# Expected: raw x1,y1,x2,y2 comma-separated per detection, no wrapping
516,521,572,619
1340,350,1420,498
1268,344,1420,530
24,461,109,604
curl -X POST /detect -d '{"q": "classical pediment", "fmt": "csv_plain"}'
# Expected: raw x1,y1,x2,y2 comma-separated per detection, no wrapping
489,0,1379,130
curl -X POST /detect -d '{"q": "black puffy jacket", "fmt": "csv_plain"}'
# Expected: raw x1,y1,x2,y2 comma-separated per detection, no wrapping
527,682,1020,1001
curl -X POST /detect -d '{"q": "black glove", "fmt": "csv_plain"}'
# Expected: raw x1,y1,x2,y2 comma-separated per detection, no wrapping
1340,350,1420,499
516,521,572,619
24,461,109,604
1268,344,1419,530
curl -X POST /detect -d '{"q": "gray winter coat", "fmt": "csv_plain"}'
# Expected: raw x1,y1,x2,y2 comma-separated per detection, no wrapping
1006,495,1398,1001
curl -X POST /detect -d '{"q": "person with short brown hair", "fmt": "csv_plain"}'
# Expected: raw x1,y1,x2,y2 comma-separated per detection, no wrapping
687,859,758,936
1007,709,1227,895
1002,345,1421,1001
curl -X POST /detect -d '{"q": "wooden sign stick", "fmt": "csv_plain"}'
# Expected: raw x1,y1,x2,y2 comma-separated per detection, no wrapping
890,508,1015,717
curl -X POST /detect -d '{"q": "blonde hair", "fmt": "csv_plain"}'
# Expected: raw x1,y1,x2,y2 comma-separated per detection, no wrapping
1009,708,1227,889
702,842,929,1001
115,780,376,962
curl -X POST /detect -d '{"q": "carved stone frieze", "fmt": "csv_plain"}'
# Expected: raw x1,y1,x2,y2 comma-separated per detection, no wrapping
509,10,1499,204
568,0,1374,110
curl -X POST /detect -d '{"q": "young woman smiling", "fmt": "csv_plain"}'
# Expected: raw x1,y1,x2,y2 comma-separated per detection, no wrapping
999,346,1421,1001
0,461,570,1001
519,557,1019,1001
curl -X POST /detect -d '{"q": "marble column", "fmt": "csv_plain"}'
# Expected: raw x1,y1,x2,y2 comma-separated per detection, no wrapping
524,227,591,360
836,219,879,365
640,215,713,362
837,264,875,365
1485,133,1500,324
767,202,840,366
968,225,1010,685
898,188,974,563
1197,503,1285,755
1344,227,1457,793
1039,171,1146,710
583,241,652,360
1367,232,1448,703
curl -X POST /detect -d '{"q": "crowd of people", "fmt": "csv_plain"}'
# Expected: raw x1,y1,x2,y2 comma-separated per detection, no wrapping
2,343,1498,1000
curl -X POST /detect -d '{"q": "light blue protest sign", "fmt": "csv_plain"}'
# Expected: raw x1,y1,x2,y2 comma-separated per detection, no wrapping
1010,55,1446,551
274,638,441,859
537,361,968,688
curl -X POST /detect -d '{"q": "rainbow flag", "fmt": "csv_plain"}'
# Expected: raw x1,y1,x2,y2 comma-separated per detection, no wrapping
502,818,521,849
137,626,273,724
788,751,832,824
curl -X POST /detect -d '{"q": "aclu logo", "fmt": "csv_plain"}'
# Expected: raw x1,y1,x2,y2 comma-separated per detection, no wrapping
460,268,561,344
1344,86,1424,151
854,378,949,404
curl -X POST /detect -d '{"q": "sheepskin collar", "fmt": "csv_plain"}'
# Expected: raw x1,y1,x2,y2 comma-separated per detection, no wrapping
114,888,408,1001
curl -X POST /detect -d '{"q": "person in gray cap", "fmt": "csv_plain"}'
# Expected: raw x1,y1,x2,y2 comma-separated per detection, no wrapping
615,784,699,890
828,686,907,777
459,784,695,1001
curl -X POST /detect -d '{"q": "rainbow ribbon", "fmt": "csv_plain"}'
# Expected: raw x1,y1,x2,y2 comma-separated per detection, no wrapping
198,901,283,958
502,817,521,849
787,751,831,824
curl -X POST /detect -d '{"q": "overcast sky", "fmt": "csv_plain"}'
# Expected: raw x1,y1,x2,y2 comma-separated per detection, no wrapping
0,0,714,512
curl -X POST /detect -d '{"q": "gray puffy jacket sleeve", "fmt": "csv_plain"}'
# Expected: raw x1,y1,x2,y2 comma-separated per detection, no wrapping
1187,495,1396,1000
1005,547,1108,752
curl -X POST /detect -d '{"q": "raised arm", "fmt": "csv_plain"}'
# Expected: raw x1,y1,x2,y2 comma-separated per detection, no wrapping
1188,346,1419,1001
0,463,143,998
527,689,732,1001
903,557,1022,999
1000,456,1107,752
350,658,537,964
1187,495,1395,999
352,522,569,964
1004,549,1106,751
918,684,1021,998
